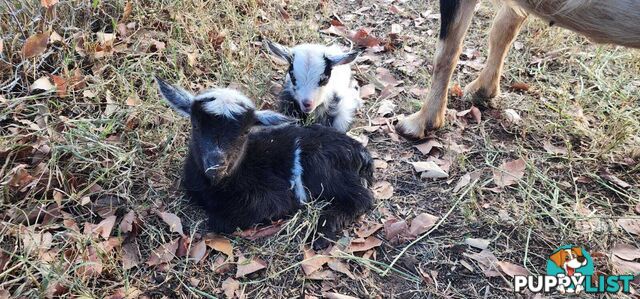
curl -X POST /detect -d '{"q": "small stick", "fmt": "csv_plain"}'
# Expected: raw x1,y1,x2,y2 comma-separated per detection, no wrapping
381,179,478,276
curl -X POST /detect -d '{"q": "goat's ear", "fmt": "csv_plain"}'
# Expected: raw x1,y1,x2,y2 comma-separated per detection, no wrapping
155,77,194,117
254,110,293,126
327,50,362,67
264,40,292,64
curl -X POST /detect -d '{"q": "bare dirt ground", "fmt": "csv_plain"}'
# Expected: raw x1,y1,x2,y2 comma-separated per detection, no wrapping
1,0,639,298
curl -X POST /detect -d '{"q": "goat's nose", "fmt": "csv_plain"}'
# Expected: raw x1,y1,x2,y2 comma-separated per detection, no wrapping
302,101,313,112
204,163,223,178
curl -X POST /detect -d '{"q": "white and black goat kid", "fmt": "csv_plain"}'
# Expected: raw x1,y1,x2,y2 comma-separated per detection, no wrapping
156,77,374,248
265,40,362,132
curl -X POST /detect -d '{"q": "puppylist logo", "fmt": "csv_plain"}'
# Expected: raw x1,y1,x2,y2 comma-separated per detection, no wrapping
514,245,635,294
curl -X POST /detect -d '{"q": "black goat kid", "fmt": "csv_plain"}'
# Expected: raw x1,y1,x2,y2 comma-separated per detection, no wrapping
156,78,374,248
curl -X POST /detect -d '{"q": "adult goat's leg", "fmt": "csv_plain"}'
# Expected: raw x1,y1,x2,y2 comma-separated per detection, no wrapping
396,0,477,139
465,4,527,105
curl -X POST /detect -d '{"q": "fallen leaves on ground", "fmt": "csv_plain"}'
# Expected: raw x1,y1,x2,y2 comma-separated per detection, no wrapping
235,255,267,278
496,261,529,277
156,211,186,236
234,220,285,240
205,235,234,256
510,82,530,92
617,218,640,235
22,32,50,58
355,222,383,238
408,213,439,237
360,84,376,99
543,140,568,155
465,238,490,250
372,181,393,200
301,247,331,275
347,236,382,252
146,238,179,266
121,242,141,270
384,212,439,244
611,244,640,275
409,161,448,179
414,139,442,155
189,240,208,263
492,158,526,188
464,249,500,277
453,170,483,193
221,277,240,298
323,293,359,299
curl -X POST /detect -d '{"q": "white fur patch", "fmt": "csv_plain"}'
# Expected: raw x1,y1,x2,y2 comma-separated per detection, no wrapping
290,139,307,203
197,88,255,118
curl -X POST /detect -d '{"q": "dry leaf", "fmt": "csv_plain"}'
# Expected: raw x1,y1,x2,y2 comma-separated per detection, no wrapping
350,28,381,48
119,210,139,234
125,95,141,106
0,289,8,299
465,238,490,250
235,255,267,278
510,82,530,92
414,139,442,155
222,277,240,299
41,0,58,7
347,236,382,252
450,84,463,97
121,242,141,270
30,76,55,92
377,99,396,116
355,222,383,238
612,244,640,261
453,170,482,193
301,247,330,275
205,235,234,256
360,84,376,99
543,140,568,155
77,245,103,277
22,32,50,58
306,269,337,280
92,215,117,240
146,238,179,266
51,75,68,97
601,171,631,189
408,213,439,237
409,161,448,179
372,181,393,200
464,249,500,277
611,254,640,275
504,109,522,124
157,211,185,236
497,261,529,277
323,293,358,299
104,91,118,116
327,259,355,279
121,1,133,21
617,219,640,235
189,240,207,263
384,218,409,244
234,220,285,240
376,67,400,87
492,158,526,188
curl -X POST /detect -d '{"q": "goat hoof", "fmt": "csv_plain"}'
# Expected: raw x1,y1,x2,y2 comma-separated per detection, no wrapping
464,82,499,109
395,112,443,140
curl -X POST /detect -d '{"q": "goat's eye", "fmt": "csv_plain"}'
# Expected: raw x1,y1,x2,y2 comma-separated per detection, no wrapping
318,74,329,86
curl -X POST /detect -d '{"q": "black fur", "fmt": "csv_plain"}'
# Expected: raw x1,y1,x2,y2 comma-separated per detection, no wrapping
439,0,460,40
182,104,373,248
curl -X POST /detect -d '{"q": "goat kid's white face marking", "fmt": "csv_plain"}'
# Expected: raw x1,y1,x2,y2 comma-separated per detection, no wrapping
197,88,255,118
289,48,330,113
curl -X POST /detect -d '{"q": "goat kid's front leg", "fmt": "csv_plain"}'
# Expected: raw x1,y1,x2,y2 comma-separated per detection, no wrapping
396,0,477,139
465,4,528,106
